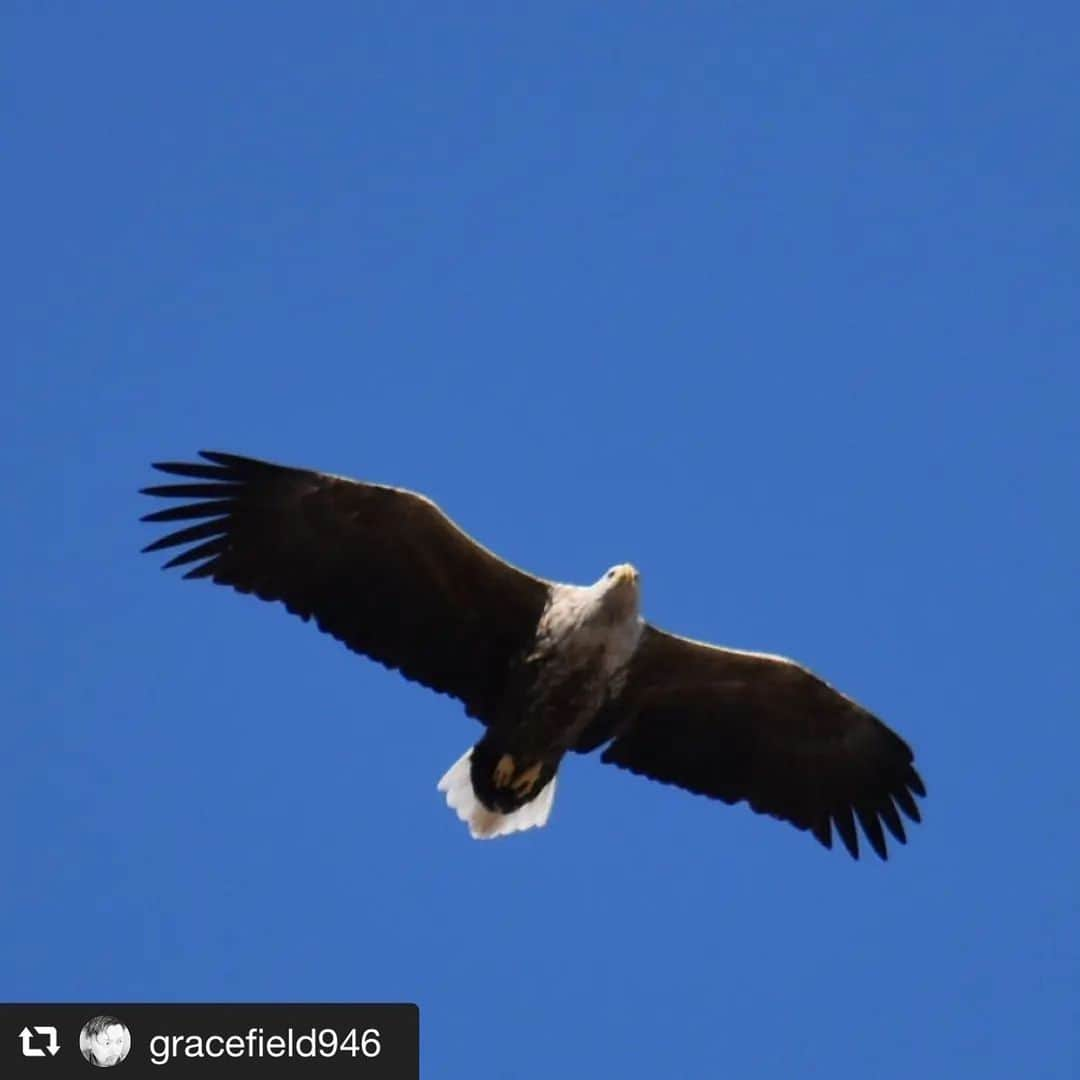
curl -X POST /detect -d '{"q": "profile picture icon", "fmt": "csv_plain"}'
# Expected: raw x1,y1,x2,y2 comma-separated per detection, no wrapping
79,1016,131,1067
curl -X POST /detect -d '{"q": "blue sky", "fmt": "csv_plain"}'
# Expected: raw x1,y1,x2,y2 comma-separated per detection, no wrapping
5,4,1078,1077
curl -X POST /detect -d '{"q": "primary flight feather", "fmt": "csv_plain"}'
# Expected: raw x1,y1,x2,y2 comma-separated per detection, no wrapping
141,451,925,858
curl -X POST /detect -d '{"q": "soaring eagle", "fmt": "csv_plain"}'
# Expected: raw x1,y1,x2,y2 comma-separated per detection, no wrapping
141,451,925,859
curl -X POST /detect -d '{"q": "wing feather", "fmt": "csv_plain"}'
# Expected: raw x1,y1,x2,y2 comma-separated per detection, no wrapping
591,625,925,860
141,451,551,723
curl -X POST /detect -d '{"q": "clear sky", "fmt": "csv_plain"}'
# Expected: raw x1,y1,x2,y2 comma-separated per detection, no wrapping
5,4,1078,1077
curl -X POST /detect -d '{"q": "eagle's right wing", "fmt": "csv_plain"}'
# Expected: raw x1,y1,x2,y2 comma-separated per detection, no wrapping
141,451,552,724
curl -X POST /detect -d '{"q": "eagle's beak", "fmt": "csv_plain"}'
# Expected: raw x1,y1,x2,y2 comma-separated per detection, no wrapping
617,564,639,585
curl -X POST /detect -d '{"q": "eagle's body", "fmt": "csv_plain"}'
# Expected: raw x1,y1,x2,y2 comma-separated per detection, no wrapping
441,571,645,837
142,451,926,860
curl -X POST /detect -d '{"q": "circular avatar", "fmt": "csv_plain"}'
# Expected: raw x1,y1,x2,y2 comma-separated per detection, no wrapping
79,1016,131,1068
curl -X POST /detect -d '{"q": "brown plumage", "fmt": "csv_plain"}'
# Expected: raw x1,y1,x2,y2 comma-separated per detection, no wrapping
581,628,924,859
142,450,925,858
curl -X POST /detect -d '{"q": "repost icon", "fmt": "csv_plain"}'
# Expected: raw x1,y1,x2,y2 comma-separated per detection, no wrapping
19,1025,59,1057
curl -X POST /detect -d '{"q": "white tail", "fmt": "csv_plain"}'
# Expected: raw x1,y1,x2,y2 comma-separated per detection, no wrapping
437,748,557,839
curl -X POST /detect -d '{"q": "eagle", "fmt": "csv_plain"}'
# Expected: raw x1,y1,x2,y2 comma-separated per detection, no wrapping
141,451,925,859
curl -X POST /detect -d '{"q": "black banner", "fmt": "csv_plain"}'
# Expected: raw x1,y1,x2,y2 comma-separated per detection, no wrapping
0,1004,417,1078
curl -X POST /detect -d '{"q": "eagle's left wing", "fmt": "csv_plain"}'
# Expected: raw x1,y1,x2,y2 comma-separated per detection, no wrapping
590,625,925,859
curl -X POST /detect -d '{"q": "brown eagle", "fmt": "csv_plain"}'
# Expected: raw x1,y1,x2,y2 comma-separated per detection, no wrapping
141,451,925,859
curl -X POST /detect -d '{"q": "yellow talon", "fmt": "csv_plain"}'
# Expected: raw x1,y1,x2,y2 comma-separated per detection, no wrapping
493,754,516,788
512,761,544,796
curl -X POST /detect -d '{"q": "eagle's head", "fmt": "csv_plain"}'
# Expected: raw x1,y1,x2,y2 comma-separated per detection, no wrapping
595,563,640,621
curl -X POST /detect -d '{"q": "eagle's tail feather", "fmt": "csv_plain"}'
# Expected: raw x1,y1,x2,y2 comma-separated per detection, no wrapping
437,748,557,839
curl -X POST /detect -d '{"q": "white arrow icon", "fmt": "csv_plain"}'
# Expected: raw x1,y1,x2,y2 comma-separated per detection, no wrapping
19,1026,59,1057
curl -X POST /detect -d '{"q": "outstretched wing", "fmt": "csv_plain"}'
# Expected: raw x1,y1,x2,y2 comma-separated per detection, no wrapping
590,625,925,860
141,451,552,724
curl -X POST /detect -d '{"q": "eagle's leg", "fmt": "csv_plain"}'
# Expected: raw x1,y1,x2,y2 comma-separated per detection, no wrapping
490,753,548,802
493,754,516,788
510,761,544,796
